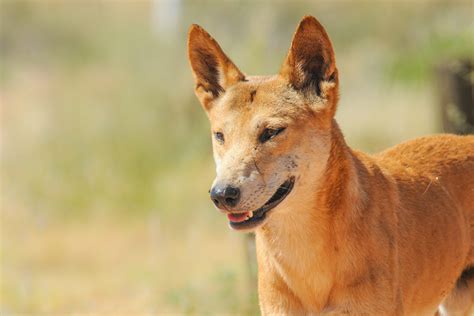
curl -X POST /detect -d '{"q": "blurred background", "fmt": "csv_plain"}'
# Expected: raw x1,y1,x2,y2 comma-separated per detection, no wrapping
1,0,472,314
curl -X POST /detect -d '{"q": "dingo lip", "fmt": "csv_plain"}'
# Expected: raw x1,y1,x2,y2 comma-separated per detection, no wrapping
227,177,295,230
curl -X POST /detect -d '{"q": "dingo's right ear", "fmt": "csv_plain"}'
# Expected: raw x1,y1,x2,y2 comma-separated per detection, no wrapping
188,24,245,111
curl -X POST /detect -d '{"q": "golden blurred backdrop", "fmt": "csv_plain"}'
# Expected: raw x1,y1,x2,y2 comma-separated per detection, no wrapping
1,0,472,314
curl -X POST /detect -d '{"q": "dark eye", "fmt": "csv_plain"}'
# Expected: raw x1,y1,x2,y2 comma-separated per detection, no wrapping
214,132,224,143
259,127,286,143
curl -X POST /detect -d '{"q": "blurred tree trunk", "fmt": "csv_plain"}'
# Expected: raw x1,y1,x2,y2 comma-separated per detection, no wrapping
436,59,474,135
151,0,182,39
245,233,258,310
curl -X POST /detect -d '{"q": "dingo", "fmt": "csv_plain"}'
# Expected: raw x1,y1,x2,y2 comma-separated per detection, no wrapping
187,16,474,315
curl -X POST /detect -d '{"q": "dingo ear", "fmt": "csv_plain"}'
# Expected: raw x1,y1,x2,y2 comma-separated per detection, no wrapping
280,16,337,98
188,24,245,111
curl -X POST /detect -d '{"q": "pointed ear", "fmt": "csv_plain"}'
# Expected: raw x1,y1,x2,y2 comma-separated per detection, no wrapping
188,24,245,111
280,16,337,98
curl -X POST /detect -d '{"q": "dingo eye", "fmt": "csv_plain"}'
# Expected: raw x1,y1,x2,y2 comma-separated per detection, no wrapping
259,127,286,143
214,132,224,143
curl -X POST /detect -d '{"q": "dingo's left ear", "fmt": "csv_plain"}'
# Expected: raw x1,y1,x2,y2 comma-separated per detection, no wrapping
188,24,245,111
280,16,337,100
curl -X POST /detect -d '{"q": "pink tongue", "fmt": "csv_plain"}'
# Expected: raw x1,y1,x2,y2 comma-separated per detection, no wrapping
227,212,250,223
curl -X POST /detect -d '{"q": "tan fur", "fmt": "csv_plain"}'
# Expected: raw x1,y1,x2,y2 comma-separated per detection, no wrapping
188,16,474,315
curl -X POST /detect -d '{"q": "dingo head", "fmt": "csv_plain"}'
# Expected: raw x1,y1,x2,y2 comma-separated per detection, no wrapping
188,16,339,231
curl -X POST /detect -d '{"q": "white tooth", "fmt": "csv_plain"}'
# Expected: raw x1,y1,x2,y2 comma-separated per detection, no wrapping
249,211,253,218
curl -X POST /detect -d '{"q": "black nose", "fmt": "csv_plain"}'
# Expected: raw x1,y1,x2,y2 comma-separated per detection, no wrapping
210,185,240,209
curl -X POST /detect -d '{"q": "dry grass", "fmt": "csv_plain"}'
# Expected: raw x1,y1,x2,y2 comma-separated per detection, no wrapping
2,207,257,314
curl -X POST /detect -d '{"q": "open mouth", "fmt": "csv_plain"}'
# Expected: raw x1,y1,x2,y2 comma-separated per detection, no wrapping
228,177,295,230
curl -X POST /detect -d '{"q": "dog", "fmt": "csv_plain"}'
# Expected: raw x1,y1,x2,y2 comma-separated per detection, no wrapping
187,15,474,315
